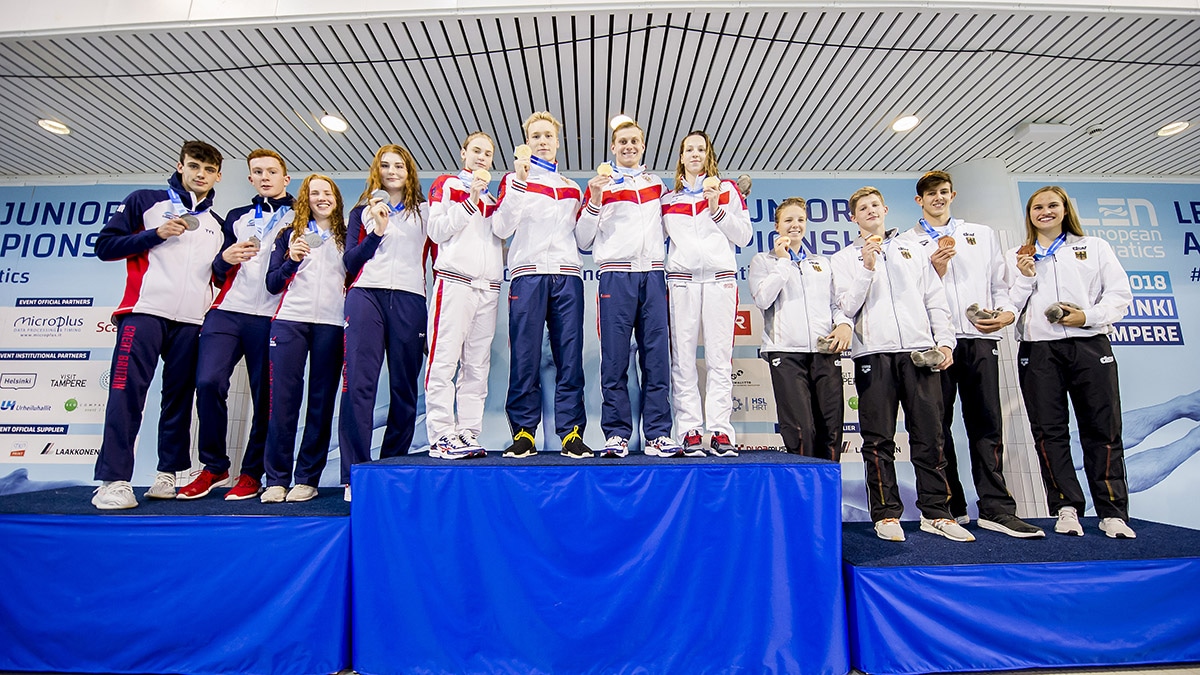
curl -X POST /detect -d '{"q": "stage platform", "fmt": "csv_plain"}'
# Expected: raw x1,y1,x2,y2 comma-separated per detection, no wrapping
350,451,848,675
0,486,350,675
842,518,1200,675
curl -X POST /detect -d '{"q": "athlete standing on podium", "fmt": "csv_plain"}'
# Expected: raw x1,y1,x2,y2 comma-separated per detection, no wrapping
493,112,590,459
339,145,429,501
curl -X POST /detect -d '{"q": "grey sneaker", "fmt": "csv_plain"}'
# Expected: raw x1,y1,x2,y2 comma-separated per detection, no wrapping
286,484,318,503
1099,517,1136,539
260,485,287,504
920,517,976,542
874,518,905,542
954,514,970,526
978,513,1046,539
92,481,137,510
145,471,176,499
1055,506,1084,536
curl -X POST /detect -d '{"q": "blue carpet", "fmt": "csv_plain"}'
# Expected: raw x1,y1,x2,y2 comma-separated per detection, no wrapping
0,485,348,516
371,447,833,467
843,518,1200,566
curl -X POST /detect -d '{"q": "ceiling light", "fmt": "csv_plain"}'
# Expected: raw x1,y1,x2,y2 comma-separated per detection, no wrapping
1012,122,1072,143
319,113,349,133
37,119,70,135
609,114,634,130
1157,121,1190,137
891,115,920,133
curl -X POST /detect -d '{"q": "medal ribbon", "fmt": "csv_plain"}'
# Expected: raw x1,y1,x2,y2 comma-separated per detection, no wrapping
529,156,557,173
682,174,706,196
1034,233,1067,260
254,203,291,241
918,217,957,241
167,188,204,219
306,219,332,244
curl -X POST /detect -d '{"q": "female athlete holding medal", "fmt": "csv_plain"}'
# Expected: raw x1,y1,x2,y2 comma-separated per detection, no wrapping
261,175,347,503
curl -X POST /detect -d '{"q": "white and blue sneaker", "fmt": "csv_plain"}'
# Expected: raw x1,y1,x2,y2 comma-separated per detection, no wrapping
458,430,487,458
600,436,629,458
645,436,684,458
430,434,473,460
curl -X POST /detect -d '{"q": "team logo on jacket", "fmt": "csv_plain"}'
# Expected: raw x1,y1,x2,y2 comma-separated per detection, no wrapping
810,262,823,272
966,235,977,246
1074,247,1088,260
900,249,912,259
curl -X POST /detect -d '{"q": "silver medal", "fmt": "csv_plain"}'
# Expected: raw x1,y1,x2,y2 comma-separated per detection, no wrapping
303,232,324,248
247,236,261,248
371,189,389,203
182,214,200,230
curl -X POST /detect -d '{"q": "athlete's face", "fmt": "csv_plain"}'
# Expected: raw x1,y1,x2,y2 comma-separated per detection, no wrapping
775,204,807,240
460,137,494,172
307,179,337,221
1028,190,1065,234
248,157,289,199
915,182,955,220
851,194,888,229
526,120,560,162
178,155,221,197
379,152,407,191
610,127,645,168
681,135,707,177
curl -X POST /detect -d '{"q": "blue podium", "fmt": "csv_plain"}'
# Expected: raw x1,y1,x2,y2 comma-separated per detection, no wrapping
351,452,848,675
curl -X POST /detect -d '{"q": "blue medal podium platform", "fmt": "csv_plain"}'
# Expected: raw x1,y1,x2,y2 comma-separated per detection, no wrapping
842,518,1200,675
350,451,848,675
0,487,350,675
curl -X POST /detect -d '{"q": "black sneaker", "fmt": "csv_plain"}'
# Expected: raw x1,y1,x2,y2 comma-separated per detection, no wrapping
978,513,1046,539
503,429,538,458
560,426,592,459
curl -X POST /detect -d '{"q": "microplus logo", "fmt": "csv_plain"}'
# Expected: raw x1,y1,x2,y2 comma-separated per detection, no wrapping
12,315,85,334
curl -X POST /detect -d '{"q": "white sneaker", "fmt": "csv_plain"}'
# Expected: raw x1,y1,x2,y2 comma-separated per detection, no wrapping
1055,506,1084,536
874,518,905,542
458,431,487,457
600,436,629,458
920,517,976,542
430,434,473,460
145,471,176,499
260,485,287,503
92,481,137,510
1099,517,1137,539
955,514,970,526
286,484,318,503
645,436,684,458
343,485,352,502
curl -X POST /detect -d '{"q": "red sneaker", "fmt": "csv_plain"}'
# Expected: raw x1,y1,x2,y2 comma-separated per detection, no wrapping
176,469,230,500
224,474,261,501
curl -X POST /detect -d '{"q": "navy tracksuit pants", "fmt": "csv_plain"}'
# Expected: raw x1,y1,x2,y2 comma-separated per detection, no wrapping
94,313,199,482
195,309,271,480
597,271,671,441
264,320,344,488
506,274,586,438
339,287,426,484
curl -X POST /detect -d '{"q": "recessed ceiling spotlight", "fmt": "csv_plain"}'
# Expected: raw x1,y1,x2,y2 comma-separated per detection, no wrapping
319,113,349,133
37,119,71,135
1157,121,1190,137
891,115,920,133
609,114,634,130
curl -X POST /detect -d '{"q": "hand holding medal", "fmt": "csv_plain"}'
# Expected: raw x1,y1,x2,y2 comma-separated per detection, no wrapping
930,234,956,277
1016,244,1037,277
586,163,613,204
773,234,791,259
289,233,311,262
369,189,392,235
471,169,491,201
862,234,883,271
702,176,721,212
513,145,532,182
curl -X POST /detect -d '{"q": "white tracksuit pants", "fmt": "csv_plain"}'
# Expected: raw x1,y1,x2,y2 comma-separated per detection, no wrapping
668,279,737,441
424,277,500,442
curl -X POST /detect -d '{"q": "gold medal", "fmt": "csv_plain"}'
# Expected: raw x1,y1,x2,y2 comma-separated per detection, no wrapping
473,169,491,183
702,176,720,190
514,145,532,161
596,163,613,177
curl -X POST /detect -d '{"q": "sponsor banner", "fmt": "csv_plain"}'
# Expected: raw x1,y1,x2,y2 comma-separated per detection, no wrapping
0,305,118,348
2,435,104,464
